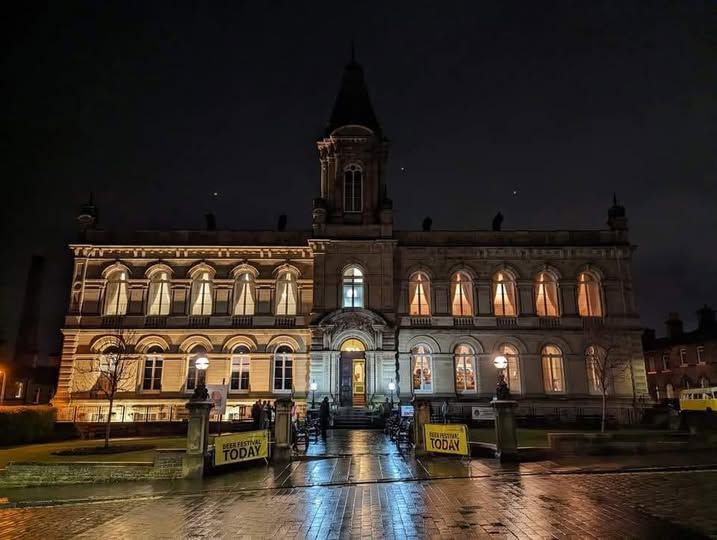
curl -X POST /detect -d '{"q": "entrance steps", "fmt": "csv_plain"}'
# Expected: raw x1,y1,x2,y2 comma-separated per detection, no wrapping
333,406,376,429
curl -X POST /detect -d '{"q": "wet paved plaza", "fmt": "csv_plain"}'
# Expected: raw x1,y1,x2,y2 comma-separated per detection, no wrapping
1,430,715,539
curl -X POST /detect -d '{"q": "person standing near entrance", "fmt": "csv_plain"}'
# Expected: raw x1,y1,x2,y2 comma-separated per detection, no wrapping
319,396,330,442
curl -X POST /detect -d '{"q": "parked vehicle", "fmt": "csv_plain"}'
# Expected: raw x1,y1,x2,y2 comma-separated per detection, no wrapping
679,387,717,412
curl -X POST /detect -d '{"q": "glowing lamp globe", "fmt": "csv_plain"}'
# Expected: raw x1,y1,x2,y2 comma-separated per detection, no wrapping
388,381,396,392
310,381,318,392
195,355,209,371
493,355,508,370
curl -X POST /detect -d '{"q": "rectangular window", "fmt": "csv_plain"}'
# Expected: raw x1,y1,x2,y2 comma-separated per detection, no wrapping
186,363,197,391
412,354,433,392
542,356,565,393
679,348,687,366
273,355,293,392
661,353,670,372
697,346,705,365
647,356,656,373
455,356,476,393
142,358,163,391
230,356,250,391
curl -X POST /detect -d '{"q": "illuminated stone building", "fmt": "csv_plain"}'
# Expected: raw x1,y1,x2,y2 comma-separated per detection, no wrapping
53,57,649,423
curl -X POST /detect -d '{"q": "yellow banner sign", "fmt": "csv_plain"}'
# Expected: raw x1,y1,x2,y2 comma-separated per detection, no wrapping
424,423,469,456
214,430,269,466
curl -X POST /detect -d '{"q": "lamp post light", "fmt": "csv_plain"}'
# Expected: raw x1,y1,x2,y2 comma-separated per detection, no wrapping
493,354,510,400
388,380,396,406
193,354,210,401
310,380,317,409
0,370,6,406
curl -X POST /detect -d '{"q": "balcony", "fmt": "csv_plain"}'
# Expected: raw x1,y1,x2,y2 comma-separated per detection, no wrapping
410,316,432,328
188,315,210,328
275,316,296,328
453,317,473,328
581,317,604,330
101,315,125,328
232,315,253,328
496,317,518,328
539,317,561,329
145,315,168,328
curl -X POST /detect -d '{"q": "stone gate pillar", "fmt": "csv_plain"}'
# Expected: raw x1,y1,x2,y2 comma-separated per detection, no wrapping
492,400,519,462
413,398,431,455
184,399,214,479
273,398,293,461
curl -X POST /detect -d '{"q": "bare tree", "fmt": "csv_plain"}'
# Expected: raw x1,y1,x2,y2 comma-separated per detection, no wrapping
586,330,632,432
75,322,138,448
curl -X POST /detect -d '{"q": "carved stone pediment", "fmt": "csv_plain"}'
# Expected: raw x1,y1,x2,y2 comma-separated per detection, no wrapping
318,309,387,333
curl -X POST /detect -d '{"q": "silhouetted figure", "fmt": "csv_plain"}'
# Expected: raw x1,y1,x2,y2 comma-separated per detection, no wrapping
277,213,287,231
422,216,432,232
319,396,330,442
492,211,503,231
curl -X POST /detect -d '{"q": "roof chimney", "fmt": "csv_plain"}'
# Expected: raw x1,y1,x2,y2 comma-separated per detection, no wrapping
665,312,683,340
697,305,716,333
642,328,656,349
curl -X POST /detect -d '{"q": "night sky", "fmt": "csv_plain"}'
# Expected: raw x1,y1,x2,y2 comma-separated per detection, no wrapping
2,2,715,359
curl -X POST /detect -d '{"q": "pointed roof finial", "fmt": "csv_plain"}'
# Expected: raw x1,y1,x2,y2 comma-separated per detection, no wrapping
350,39,356,65
613,192,618,206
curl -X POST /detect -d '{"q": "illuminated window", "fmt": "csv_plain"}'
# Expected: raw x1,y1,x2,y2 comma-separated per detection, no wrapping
275,272,298,315
541,344,565,393
408,272,431,316
411,345,432,392
492,271,517,316
661,353,670,372
586,345,607,395
273,345,293,392
497,343,521,393
342,266,364,308
454,344,476,393
577,272,602,317
451,272,474,316
230,345,250,391
186,346,206,391
344,164,363,212
233,272,256,316
99,346,120,374
534,271,559,317
679,347,687,366
190,272,213,315
104,270,129,315
647,356,656,373
142,346,163,391
147,271,171,315
697,346,705,365
666,383,674,399
14,382,24,399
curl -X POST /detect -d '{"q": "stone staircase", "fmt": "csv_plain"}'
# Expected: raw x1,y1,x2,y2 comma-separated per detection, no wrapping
333,406,376,429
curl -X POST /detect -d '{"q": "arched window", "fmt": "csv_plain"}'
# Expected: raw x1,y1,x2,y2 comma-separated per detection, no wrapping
408,272,431,316
233,272,256,316
665,383,674,399
190,271,213,315
342,266,364,308
186,345,207,391
143,345,163,391
534,271,559,317
147,271,171,315
99,345,120,374
541,345,565,393
493,271,517,316
344,164,363,212
497,343,521,394
577,271,603,317
275,271,298,315
230,345,251,391
586,345,607,395
411,344,433,393
273,345,293,392
451,272,474,316
104,270,129,315
454,344,476,393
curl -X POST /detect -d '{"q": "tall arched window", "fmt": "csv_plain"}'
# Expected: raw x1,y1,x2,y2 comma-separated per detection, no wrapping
190,272,213,315
411,344,433,392
186,345,207,391
497,343,521,394
344,164,363,212
273,345,293,392
342,266,364,308
408,272,431,316
492,271,517,316
454,344,476,393
541,345,565,393
451,272,474,316
233,272,256,316
577,271,603,317
147,271,171,315
586,345,607,395
104,270,129,315
534,271,559,317
143,345,164,391
275,271,298,315
230,345,251,391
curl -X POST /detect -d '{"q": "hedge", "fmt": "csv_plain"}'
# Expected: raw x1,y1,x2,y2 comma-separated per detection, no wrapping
0,408,57,446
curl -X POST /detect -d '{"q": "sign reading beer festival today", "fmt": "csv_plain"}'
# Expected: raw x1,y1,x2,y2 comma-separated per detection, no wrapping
214,430,269,466
423,423,469,456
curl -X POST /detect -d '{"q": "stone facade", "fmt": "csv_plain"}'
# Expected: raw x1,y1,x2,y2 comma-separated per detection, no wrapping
53,57,649,423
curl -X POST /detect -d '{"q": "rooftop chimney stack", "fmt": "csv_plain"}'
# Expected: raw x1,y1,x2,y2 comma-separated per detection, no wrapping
697,305,716,333
665,312,683,339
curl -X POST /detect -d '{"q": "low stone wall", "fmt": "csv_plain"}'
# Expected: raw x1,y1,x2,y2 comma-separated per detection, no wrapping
0,449,186,488
547,431,711,456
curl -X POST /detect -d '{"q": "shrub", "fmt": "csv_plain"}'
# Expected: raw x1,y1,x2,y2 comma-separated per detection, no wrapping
0,407,57,446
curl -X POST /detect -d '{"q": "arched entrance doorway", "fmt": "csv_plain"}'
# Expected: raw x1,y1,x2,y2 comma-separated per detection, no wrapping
339,338,366,407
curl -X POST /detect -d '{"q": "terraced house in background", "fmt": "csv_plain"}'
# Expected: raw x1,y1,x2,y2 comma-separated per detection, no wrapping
53,56,649,423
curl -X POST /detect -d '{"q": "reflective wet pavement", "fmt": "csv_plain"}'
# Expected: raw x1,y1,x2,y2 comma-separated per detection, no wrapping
1,430,715,538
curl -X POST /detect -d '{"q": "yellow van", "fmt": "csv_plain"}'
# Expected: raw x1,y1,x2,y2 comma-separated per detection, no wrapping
679,387,717,412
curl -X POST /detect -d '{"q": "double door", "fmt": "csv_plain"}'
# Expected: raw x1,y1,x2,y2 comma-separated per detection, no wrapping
339,352,365,406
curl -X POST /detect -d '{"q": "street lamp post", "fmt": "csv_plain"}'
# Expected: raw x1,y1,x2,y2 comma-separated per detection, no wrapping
310,380,317,409
493,354,510,400
192,354,210,401
388,380,396,406
0,370,5,406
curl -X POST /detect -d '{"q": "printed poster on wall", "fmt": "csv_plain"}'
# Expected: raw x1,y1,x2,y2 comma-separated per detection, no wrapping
206,384,228,416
